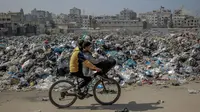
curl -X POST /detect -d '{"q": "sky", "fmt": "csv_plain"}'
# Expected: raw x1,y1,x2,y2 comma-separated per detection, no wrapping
0,0,199,16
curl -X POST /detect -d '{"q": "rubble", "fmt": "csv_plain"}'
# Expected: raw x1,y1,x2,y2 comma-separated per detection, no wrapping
0,29,200,91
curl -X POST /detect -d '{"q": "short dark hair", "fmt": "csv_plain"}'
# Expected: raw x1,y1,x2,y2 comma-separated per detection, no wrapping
78,39,84,47
82,41,91,48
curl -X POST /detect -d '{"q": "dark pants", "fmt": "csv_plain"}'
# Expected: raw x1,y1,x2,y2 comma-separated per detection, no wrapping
71,71,92,89
94,57,116,75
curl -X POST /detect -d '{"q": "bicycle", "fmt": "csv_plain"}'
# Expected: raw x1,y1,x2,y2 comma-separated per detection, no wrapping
49,71,121,108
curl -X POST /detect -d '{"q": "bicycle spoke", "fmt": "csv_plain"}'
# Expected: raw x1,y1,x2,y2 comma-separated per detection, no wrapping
93,78,121,105
49,80,77,108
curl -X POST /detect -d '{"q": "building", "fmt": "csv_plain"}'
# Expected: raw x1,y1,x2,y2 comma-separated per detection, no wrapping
98,20,143,31
70,7,81,16
31,8,52,23
139,6,172,27
81,15,90,28
24,14,38,24
172,9,199,28
68,7,82,27
53,14,68,25
119,8,137,20
0,9,24,35
94,15,118,21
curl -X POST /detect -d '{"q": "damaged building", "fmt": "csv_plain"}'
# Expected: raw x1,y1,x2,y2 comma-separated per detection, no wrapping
0,9,24,36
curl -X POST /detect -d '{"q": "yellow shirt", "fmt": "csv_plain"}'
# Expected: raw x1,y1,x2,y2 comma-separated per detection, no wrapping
69,47,98,73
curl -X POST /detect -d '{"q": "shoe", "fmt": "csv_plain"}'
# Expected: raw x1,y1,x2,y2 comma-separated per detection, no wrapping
77,92,85,100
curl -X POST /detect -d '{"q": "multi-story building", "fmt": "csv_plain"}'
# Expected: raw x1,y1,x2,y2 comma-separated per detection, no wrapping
94,15,118,21
81,15,90,28
173,9,199,28
0,9,24,35
98,20,143,31
139,6,171,27
53,13,68,25
24,14,38,24
68,7,82,27
70,7,81,16
31,8,52,23
119,8,137,20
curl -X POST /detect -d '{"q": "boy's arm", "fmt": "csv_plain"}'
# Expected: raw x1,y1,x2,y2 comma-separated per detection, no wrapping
78,52,98,70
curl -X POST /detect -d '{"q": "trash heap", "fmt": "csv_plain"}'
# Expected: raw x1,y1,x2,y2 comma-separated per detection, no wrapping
0,29,200,91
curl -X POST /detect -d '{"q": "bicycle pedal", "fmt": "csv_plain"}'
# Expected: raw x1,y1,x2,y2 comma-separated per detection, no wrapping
76,93,85,100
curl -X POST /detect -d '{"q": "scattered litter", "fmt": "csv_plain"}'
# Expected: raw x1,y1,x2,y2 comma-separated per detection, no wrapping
0,29,199,91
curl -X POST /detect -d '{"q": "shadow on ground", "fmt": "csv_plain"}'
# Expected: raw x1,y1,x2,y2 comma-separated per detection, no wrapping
66,101,164,111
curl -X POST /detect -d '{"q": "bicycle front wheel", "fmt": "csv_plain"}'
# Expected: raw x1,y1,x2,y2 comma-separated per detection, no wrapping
93,78,121,105
49,80,77,108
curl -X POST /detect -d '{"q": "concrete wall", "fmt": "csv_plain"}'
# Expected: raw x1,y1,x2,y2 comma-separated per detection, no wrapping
98,20,143,31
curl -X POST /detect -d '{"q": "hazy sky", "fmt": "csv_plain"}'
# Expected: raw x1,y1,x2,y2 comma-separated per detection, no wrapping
0,0,199,15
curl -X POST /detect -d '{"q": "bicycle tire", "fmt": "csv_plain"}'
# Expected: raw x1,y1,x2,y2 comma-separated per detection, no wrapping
49,80,77,108
93,78,121,105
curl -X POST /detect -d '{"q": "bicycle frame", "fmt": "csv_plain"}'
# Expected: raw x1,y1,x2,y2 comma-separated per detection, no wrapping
67,73,109,93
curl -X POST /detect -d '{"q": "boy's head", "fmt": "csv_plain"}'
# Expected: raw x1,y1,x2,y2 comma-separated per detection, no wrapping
82,41,92,52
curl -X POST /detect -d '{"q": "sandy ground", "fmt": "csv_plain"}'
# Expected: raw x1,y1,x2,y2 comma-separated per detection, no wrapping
0,82,200,112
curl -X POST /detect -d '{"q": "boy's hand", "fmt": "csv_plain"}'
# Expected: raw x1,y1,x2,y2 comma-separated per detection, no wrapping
95,68,102,72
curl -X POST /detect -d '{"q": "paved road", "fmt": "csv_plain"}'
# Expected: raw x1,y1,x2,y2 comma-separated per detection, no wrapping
0,83,200,112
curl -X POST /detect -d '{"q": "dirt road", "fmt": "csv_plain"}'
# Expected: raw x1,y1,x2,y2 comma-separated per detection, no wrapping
0,83,200,112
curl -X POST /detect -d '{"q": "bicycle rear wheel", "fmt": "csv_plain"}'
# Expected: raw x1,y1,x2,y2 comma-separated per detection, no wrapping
49,80,77,108
93,78,121,105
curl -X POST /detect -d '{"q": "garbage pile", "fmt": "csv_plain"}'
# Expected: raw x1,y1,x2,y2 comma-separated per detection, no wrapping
0,29,200,91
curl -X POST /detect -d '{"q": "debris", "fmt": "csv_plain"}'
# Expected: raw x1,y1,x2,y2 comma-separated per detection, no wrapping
188,89,200,94
157,100,165,104
42,97,49,101
0,29,199,91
